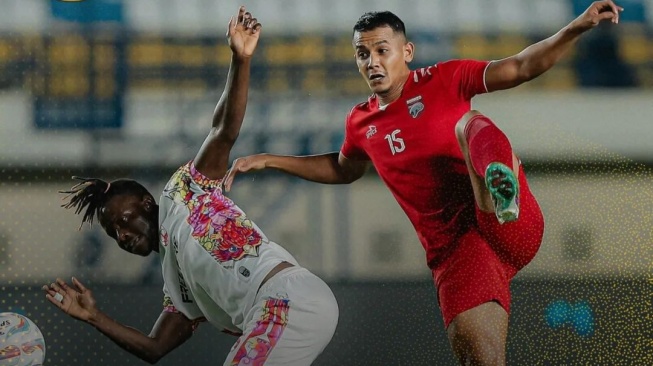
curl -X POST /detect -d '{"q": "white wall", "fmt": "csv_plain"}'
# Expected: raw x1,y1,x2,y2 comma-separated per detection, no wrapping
2,90,653,167
1,170,651,284
2,87,653,283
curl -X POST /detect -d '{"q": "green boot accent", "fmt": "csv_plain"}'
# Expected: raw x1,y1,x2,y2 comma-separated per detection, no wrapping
485,162,519,224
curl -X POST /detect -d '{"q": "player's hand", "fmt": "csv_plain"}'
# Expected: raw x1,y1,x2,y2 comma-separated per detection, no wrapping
571,1,623,32
43,277,98,323
223,154,268,192
227,6,262,61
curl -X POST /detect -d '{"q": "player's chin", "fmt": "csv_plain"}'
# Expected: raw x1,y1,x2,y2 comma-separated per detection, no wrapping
135,247,152,257
133,240,154,257
367,80,389,93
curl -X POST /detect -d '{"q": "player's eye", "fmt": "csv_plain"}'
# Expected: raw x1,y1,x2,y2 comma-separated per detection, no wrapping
357,51,368,59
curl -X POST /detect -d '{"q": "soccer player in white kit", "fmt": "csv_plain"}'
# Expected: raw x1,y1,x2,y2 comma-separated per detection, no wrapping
42,6,338,365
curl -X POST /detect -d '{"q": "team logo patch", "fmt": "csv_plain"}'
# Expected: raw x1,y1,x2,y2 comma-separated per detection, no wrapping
366,125,377,139
406,95,424,118
239,266,251,277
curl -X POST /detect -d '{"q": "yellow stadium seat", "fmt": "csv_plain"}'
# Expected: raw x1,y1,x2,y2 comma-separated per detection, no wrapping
173,45,205,67
302,68,326,92
493,34,529,59
94,76,116,99
93,44,116,70
540,65,577,90
265,36,325,66
331,75,367,96
619,34,650,65
128,39,165,66
215,44,232,67
329,36,354,63
454,33,492,60
0,40,15,62
48,35,89,65
267,69,290,92
297,36,325,64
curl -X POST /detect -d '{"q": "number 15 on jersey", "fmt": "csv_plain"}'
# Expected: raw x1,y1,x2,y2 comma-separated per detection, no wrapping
384,129,405,155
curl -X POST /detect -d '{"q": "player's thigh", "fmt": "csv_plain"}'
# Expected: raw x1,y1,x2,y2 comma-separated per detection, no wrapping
448,301,508,339
433,229,512,329
224,268,338,366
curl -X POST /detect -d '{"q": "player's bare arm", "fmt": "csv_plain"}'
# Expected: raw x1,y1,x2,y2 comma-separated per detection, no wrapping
43,277,193,364
193,5,262,180
223,152,369,192
485,0,623,92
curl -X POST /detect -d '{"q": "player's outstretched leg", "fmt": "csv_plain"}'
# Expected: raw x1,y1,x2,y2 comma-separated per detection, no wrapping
455,110,520,224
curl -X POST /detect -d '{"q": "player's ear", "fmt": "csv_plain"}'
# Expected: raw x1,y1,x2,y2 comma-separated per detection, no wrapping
404,41,415,63
142,195,155,212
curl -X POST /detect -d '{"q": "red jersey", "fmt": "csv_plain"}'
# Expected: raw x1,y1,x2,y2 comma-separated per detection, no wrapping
341,59,491,267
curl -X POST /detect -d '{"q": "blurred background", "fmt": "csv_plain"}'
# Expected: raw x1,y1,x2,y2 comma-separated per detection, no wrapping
0,0,651,365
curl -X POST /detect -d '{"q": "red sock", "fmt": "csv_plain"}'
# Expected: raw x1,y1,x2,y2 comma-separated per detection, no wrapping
464,114,514,178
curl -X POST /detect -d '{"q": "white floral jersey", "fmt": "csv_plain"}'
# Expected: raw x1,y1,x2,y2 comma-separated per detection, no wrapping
157,161,298,334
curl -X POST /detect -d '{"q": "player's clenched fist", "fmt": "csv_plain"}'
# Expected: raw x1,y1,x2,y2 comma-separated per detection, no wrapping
571,0,623,32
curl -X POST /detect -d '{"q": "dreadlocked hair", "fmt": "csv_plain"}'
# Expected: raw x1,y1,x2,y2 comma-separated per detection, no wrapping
60,176,151,229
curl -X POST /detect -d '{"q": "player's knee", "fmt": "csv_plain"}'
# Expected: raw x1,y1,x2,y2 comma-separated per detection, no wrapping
451,333,505,366
454,117,468,143
470,338,505,366
448,307,507,365
454,110,482,142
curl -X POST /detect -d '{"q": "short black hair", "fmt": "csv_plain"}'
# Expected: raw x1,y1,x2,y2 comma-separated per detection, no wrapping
60,176,151,229
353,11,407,37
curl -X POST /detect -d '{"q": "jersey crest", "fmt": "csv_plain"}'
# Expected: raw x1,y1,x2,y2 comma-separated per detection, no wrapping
406,95,424,118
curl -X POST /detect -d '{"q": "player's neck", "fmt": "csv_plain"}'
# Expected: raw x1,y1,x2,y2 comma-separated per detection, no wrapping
377,88,402,107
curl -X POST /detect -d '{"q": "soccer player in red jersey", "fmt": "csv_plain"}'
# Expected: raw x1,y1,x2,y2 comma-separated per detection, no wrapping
224,1,623,364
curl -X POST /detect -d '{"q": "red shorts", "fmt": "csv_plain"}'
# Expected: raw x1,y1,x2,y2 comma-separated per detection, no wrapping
432,165,544,328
